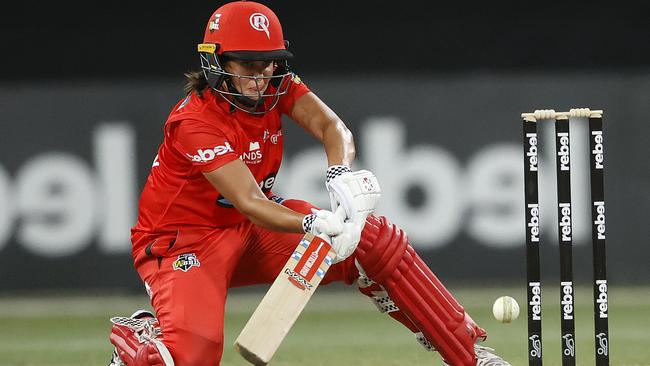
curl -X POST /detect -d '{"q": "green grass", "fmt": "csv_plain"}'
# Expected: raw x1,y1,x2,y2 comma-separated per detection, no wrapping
0,285,648,365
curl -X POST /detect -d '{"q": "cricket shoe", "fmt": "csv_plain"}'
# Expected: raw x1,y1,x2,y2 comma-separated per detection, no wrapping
108,309,154,366
441,345,511,366
108,309,174,366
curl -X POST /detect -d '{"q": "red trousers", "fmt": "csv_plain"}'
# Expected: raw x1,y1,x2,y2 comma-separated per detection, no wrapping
131,200,359,365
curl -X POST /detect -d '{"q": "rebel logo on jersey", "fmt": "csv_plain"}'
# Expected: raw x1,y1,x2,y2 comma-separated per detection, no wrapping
186,142,234,163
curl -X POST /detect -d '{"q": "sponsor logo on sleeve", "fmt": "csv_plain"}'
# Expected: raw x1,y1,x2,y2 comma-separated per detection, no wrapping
186,142,234,163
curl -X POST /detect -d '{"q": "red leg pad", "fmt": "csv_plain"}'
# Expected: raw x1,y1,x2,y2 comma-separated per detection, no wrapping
357,277,421,333
356,215,486,366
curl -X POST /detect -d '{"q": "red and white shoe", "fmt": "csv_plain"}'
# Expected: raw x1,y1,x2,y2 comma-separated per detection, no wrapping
108,310,174,366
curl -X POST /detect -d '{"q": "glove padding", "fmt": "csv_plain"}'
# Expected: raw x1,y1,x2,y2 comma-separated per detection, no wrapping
325,166,382,224
329,220,362,263
302,208,344,237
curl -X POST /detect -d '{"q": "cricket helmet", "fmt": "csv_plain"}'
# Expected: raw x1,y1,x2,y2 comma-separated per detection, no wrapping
198,1,294,114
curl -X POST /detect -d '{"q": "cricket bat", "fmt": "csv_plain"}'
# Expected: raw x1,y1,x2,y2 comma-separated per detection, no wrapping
234,232,336,365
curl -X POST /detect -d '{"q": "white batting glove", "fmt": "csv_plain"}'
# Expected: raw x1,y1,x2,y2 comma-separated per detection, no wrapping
325,166,381,224
301,208,344,237
330,221,362,264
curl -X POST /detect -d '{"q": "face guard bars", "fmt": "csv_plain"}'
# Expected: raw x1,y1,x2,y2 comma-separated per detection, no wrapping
198,43,293,115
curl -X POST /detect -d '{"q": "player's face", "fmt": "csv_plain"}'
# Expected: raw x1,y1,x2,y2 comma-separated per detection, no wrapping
224,59,277,100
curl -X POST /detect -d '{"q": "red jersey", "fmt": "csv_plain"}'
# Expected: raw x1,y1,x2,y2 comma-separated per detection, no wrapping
133,77,310,234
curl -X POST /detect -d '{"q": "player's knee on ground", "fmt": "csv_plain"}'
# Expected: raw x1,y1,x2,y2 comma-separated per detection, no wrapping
355,215,486,366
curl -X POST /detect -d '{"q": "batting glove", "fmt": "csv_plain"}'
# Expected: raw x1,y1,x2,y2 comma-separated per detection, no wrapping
325,166,381,224
302,208,344,237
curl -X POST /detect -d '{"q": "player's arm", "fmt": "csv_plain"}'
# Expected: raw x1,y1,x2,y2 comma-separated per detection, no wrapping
203,159,342,236
203,159,303,232
288,92,355,167
289,92,380,224
172,119,342,235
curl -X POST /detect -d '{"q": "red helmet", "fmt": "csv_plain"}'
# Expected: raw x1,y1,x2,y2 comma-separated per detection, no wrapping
197,1,294,114
202,1,293,60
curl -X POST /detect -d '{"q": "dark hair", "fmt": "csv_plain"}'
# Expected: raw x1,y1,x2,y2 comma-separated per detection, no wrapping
183,70,210,98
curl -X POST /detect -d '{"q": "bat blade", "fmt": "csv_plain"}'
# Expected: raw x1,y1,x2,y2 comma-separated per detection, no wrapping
234,233,336,365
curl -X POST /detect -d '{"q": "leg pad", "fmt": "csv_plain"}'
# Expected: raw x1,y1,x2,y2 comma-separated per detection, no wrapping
356,216,486,366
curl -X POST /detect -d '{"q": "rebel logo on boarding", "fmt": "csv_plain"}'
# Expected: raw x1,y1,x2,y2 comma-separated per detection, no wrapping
527,203,540,243
592,130,604,169
559,202,572,242
529,281,541,321
526,132,538,172
593,201,606,240
557,132,570,171
596,279,608,319
561,281,574,320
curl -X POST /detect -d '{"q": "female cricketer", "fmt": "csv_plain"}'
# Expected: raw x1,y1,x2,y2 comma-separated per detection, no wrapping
108,2,510,365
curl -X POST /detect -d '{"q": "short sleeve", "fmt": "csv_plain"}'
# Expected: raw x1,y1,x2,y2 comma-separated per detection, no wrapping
172,120,239,173
278,73,311,115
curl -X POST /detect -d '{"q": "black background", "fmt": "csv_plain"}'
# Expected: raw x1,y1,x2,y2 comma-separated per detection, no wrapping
2,1,648,81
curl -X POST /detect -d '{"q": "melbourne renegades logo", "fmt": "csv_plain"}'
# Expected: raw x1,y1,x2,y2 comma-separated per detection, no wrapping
249,13,270,38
